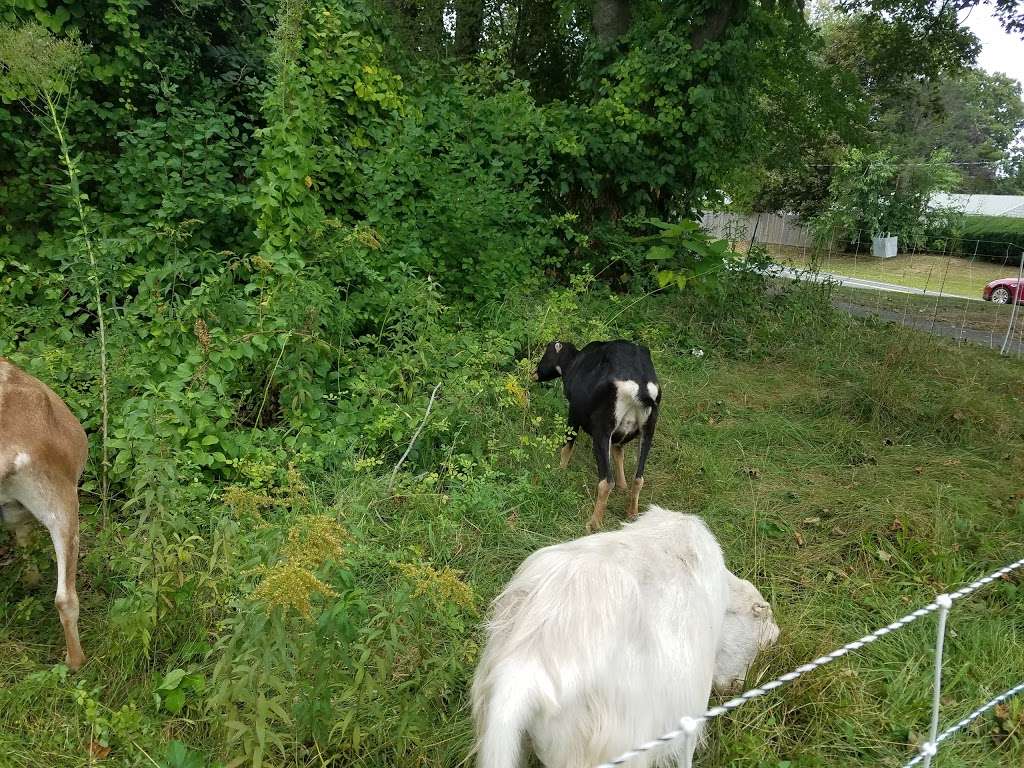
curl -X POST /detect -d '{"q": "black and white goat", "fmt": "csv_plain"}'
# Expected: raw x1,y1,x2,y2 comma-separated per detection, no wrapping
471,505,780,768
532,340,660,531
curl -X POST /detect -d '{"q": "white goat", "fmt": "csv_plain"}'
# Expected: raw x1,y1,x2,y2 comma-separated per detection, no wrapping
471,505,780,768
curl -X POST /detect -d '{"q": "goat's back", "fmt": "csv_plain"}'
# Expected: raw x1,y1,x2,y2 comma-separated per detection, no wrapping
472,506,730,768
0,358,88,487
563,341,658,407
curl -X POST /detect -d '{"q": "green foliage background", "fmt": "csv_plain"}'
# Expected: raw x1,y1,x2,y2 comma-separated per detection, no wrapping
957,214,1024,263
1,0,803,489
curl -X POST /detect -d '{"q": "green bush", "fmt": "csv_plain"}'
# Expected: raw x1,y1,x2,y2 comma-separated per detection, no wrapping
958,215,1024,265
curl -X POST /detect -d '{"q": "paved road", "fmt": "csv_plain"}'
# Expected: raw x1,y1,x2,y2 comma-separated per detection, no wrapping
769,265,980,301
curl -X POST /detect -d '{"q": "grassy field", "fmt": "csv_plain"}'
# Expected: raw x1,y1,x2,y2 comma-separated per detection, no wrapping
776,245,1019,299
829,284,1022,339
2,281,1024,768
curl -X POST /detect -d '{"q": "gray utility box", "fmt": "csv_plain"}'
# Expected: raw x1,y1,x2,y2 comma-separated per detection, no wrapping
871,235,898,258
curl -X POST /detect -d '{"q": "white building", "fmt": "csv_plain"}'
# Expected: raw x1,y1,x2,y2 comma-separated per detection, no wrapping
931,193,1024,217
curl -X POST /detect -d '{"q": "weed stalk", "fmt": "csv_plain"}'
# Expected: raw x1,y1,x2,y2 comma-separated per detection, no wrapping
43,91,110,516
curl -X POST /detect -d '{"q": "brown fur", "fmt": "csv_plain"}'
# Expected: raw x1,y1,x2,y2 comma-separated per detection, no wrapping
626,476,644,520
586,478,613,533
611,444,627,489
559,442,575,469
0,358,88,669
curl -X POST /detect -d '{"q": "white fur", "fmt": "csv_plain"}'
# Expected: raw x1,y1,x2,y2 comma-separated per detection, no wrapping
647,382,659,401
13,451,30,469
714,574,781,693
612,379,650,438
471,506,780,768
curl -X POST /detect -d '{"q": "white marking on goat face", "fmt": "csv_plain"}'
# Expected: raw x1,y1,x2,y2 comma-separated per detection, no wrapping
554,342,562,353
647,382,659,401
14,452,31,470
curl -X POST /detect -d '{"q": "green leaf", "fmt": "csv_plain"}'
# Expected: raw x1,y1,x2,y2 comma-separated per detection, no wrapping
158,668,188,691
183,673,205,693
661,220,701,239
646,245,674,261
162,687,186,715
163,741,205,768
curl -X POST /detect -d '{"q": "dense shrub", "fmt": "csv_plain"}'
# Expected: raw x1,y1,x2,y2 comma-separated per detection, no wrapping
957,215,1024,265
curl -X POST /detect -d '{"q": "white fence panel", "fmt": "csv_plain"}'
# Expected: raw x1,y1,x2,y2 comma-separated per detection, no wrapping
700,212,816,249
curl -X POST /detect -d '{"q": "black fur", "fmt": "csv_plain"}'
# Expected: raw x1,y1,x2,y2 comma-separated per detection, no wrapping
534,340,661,487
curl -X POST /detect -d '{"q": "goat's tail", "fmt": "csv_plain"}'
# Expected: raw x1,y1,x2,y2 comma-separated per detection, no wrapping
636,380,660,410
473,660,553,768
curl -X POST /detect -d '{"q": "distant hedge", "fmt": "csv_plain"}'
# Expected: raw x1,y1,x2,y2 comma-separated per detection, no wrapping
957,215,1024,264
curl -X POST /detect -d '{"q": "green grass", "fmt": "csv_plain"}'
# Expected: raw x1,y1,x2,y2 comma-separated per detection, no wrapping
777,245,1018,299
2,283,1024,768
829,285,1021,338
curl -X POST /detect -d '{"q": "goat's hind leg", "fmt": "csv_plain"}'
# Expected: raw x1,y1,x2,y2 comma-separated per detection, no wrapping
2,501,42,586
628,407,659,520
586,431,614,533
16,480,85,670
611,443,627,489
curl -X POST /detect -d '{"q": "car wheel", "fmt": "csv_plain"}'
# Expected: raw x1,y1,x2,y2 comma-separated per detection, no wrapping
992,287,1011,304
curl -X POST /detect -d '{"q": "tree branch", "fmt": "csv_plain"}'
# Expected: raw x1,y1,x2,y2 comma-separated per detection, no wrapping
389,382,442,490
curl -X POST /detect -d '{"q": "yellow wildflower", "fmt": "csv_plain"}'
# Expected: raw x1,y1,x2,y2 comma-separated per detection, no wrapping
250,561,337,617
395,561,476,613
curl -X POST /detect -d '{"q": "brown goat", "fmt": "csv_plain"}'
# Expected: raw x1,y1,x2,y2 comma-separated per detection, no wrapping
0,357,88,669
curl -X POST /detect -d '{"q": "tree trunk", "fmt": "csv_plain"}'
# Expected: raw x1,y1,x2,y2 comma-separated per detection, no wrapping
593,0,631,43
691,0,742,50
512,0,576,100
455,0,485,58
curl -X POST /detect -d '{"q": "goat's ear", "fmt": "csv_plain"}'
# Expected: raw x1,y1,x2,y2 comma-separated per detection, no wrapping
554,342,562,353
752,602,769,617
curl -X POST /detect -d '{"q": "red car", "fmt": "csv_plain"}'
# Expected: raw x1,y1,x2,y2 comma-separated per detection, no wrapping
982,278,1024,304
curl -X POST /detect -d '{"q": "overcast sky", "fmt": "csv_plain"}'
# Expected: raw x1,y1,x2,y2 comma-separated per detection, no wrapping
963,4,1024,87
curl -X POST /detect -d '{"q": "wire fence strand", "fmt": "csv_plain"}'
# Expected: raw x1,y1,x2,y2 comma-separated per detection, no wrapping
903,680,1024,768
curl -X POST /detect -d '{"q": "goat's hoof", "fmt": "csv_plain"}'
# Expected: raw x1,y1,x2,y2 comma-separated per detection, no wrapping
586,518,601,533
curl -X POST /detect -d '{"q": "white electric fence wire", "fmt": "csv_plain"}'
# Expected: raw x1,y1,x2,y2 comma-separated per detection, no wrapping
595,556,1024,768
901,679,1024,767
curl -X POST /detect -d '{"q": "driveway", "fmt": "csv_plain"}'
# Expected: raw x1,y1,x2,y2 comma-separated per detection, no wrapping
769,265,980,301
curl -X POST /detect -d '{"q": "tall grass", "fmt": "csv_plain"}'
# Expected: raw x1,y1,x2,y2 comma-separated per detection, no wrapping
1,279,1023,767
